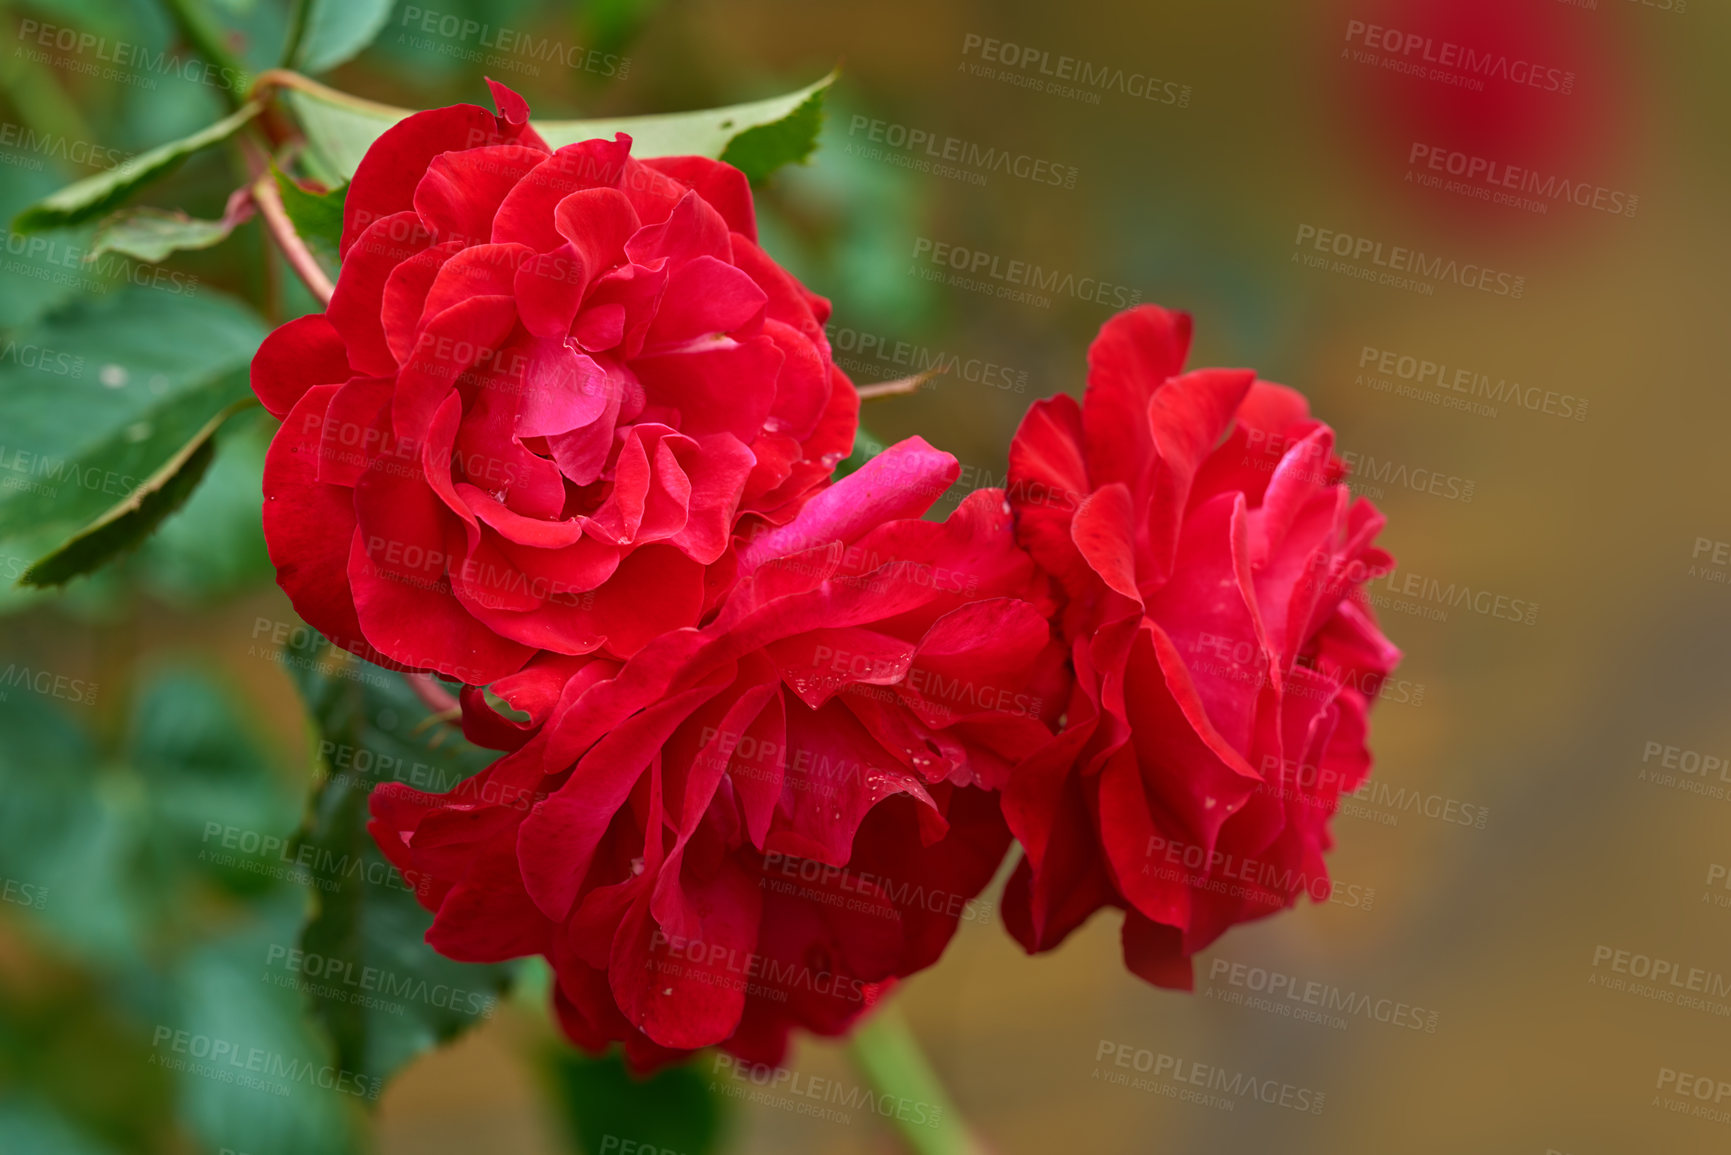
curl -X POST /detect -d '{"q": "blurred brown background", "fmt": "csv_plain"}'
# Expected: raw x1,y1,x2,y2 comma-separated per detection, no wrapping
6,0,1728,1151
363,1,1731,1151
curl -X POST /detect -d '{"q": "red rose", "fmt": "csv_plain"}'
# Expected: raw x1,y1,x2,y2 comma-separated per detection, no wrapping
1001,305,1400,988
252,81,856,684
369,439,1067,1068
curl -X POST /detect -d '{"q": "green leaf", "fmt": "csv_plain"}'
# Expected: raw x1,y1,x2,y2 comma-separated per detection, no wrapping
169,908,364,1155
0,286,266,580
285,71,837,183
539,70,835,166
86,208,241,265
12,104,261,232
272,168,346,271
543,1047,731,1155
20,399,254,588
837,425,887,479
718,83,829,184
133,409,274,604
284,632,518,1085
296,0,396,75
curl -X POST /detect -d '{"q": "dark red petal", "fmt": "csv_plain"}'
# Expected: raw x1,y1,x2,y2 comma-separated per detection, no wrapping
328,212,435,376
1121,910,1193,990
342,104,528,257
262,383,400,669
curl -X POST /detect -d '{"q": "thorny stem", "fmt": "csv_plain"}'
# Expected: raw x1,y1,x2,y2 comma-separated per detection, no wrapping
404,673,460,717
249,165,334,304
856,370,938,401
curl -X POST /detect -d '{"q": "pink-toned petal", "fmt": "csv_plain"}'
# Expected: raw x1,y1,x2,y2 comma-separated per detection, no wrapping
738,437,958,572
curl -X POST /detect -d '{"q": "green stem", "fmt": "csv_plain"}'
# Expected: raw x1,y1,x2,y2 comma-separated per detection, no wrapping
845,1006,986,1155
158,0,249,110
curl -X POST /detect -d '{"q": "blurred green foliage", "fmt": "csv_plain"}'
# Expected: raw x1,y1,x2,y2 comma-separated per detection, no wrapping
0,0,850,1150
